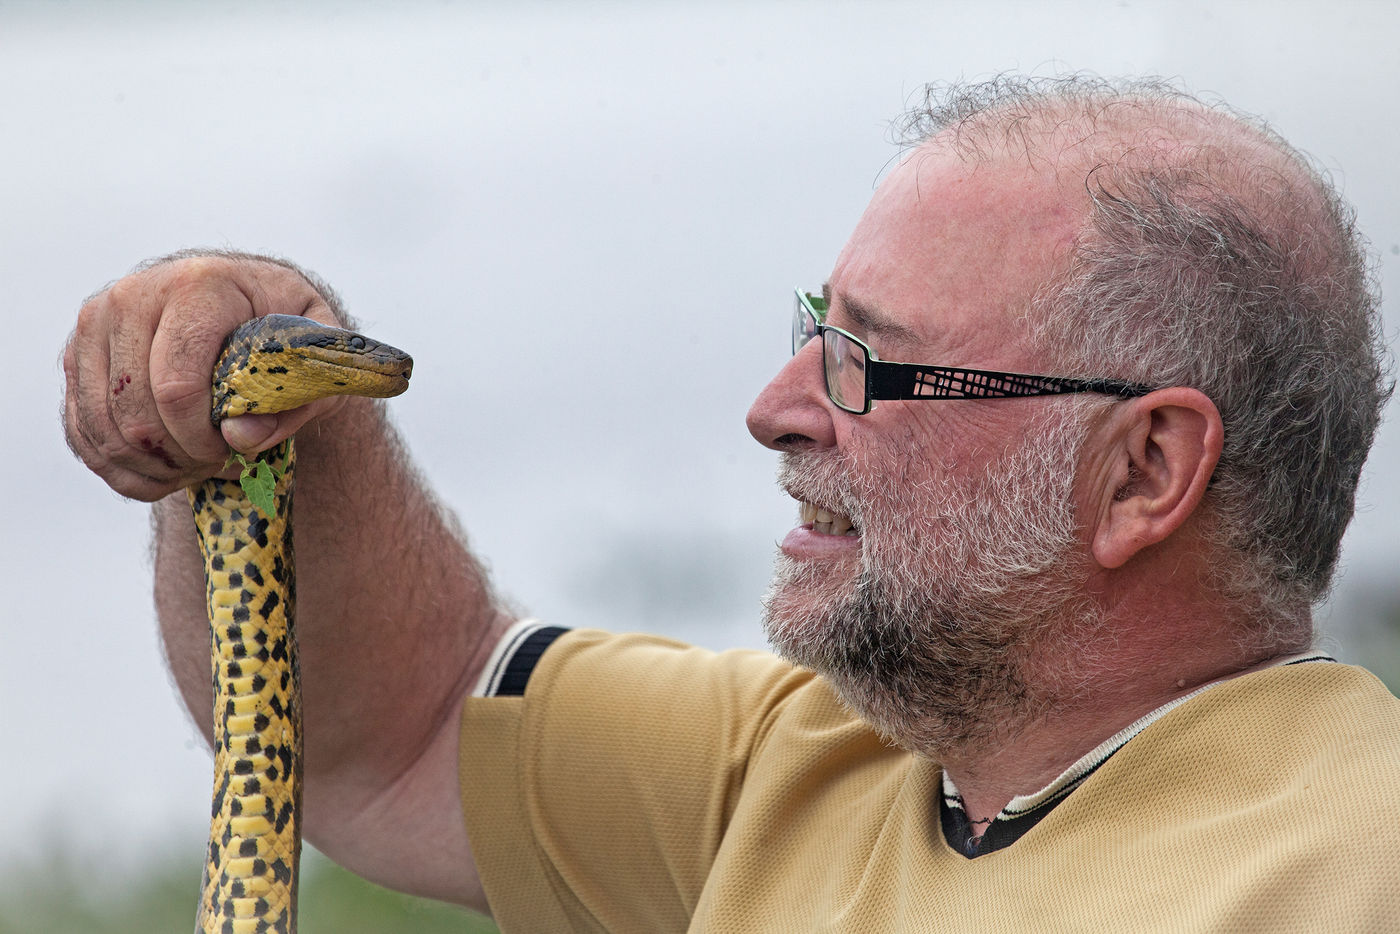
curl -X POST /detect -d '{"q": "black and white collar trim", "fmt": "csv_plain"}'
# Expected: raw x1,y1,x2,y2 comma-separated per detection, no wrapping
940,651,1336,857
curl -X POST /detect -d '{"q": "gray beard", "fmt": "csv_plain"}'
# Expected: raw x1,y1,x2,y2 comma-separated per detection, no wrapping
774,562,1037,749
761,403,1103,759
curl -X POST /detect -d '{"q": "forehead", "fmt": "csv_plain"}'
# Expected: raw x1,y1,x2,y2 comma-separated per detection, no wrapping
827,143,1084,360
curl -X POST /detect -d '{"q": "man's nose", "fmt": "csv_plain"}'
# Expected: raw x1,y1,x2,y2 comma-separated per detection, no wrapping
746,341,838,451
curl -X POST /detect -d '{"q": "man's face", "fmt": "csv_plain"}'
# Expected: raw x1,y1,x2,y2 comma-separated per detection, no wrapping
761,402,1098,753
746,145,1099,754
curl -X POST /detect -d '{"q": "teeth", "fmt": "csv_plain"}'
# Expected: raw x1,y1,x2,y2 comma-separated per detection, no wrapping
798,500,857,537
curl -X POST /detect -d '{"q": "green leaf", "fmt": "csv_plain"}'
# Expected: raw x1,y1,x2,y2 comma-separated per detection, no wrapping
241,460,280,517
227,450,280,518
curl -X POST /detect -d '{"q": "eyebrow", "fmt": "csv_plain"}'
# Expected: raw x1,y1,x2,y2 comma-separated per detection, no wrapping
821,283,923,351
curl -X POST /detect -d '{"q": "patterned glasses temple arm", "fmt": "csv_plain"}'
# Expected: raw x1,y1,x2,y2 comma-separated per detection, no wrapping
868,361,1153,401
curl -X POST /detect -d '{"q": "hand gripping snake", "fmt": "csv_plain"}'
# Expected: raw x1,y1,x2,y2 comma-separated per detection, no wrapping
188,315,412,933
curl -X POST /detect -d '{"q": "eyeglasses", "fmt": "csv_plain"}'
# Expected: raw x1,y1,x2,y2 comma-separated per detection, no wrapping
793,288,1153,415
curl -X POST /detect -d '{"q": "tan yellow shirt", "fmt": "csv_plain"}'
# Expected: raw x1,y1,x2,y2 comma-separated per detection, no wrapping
460,629,1400,932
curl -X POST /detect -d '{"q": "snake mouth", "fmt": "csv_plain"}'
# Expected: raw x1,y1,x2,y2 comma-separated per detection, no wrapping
279,324,414,398
294,352,413,399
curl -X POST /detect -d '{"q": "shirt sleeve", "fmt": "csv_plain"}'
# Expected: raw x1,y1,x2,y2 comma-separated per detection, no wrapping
458,628,816,933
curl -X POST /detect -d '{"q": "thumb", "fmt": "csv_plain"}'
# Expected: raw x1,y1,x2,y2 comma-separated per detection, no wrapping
221,414,281,455
220,396,345,455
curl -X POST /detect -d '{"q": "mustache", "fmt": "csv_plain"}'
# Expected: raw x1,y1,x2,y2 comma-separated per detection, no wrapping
777,449,865,525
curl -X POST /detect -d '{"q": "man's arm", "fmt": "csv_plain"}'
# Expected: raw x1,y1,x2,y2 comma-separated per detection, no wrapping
63,252,507,909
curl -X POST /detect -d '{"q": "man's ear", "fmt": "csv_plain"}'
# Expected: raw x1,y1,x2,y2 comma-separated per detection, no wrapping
1086,388,1223,570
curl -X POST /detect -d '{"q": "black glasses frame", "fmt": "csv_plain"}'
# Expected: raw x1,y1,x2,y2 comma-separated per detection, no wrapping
794,289,1153,415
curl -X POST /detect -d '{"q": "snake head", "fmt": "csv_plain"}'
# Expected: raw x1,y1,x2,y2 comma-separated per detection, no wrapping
211,315,413,422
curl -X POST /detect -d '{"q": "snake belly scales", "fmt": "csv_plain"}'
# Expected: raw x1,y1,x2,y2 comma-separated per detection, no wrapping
187,315,412,933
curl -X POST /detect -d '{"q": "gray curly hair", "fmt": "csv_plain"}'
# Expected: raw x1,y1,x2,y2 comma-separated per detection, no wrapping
899,75,1392,644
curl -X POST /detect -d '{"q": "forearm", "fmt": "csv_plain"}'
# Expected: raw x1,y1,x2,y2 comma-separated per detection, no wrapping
154,393,508,898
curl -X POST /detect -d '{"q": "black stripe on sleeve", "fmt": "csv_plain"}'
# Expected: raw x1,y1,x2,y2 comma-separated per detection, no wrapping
491,626,570,697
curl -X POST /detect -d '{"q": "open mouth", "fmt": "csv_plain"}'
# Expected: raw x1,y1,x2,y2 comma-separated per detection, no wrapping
799,501,859,537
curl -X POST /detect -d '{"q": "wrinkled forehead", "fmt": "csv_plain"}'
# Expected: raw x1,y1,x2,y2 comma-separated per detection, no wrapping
826,141,1087,358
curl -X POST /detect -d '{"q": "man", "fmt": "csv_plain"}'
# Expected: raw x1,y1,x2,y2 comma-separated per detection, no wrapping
64,76,1397,930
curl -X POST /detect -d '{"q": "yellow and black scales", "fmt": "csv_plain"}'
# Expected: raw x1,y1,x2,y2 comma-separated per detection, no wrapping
189,315,412,933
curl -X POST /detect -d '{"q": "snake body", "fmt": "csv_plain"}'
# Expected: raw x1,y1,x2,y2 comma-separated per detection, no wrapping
188,315,412,933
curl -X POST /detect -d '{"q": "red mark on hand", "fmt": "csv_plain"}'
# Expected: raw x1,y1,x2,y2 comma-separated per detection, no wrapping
138,437,179,470
113,373,132,395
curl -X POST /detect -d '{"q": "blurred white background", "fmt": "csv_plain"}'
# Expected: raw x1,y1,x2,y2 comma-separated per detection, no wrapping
3,0,1397,892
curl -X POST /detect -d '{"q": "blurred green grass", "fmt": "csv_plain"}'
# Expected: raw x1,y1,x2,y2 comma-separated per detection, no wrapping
0,848,498,934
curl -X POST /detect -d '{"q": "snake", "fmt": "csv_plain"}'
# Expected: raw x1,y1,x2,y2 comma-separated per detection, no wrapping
187,314,412,933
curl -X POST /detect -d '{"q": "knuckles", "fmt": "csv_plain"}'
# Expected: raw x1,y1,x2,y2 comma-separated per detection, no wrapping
100,270,153,318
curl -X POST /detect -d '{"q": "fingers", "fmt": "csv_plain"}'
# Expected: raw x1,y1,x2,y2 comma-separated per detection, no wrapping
62,252,343,501
147,263,261,463
62,318,167,499
64,281,196,500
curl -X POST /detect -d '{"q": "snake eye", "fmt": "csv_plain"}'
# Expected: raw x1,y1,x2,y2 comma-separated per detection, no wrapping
349,335,366,350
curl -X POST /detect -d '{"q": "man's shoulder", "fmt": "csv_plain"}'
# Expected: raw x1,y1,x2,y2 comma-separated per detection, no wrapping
1098,660,1400,814
1201,659,1398,744
1014,662,1400,931
1152,660,1398,752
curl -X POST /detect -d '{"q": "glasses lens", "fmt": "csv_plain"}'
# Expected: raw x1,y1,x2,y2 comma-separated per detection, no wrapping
823,328,868,413
792,293,818,355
